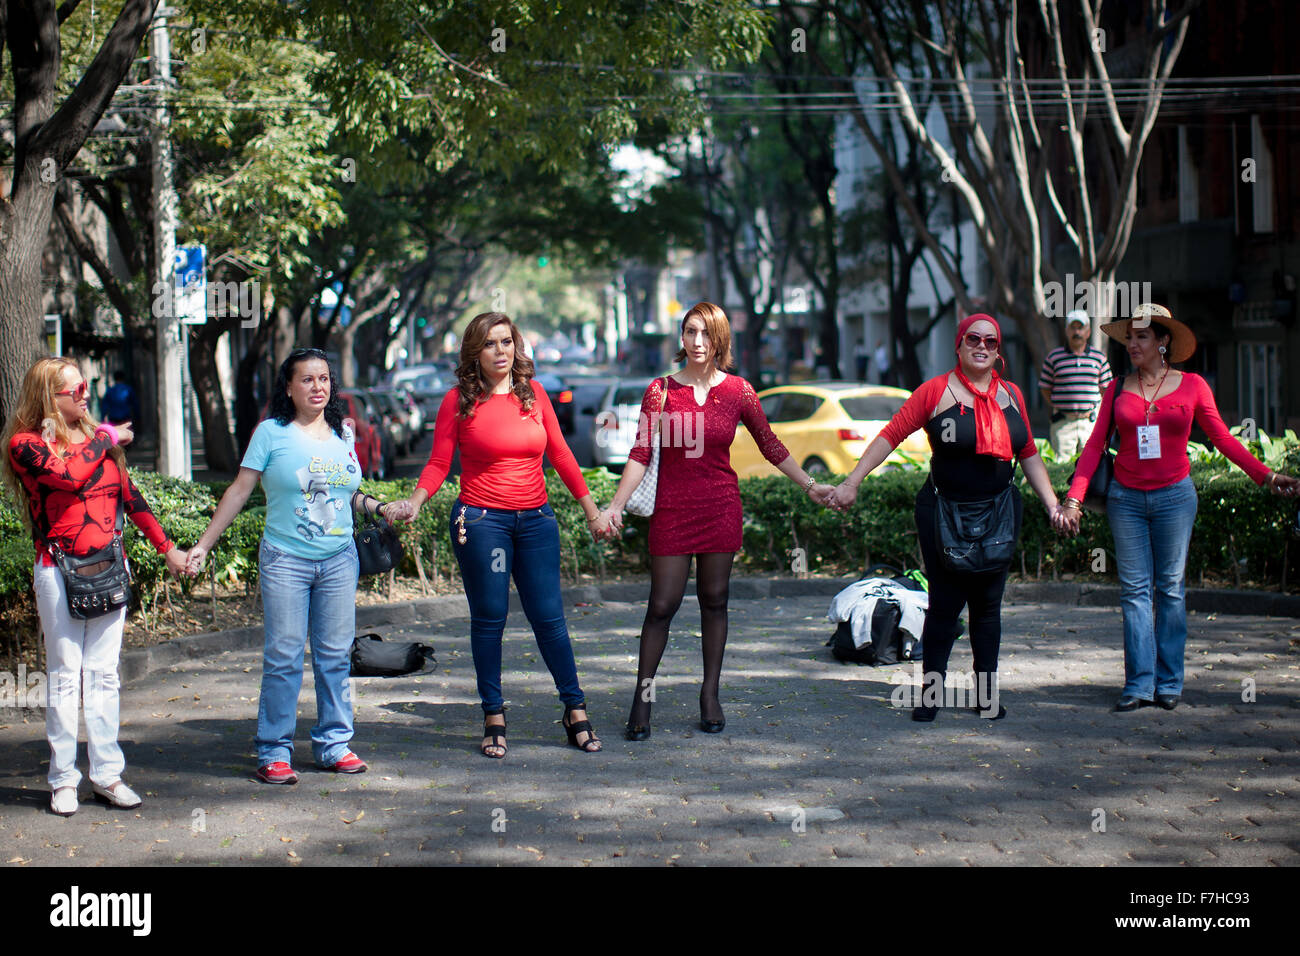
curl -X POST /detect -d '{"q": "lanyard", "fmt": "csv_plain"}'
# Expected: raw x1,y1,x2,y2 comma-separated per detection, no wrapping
1136,366,1170,426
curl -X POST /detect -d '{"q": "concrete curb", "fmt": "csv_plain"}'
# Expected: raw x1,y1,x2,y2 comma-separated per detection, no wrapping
117,575,1300,686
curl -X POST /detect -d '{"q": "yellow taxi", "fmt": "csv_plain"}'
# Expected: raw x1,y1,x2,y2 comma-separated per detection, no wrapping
730,382,931,478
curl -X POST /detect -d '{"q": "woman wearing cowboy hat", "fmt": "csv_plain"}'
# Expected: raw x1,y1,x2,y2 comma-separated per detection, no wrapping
1060,304,1300,712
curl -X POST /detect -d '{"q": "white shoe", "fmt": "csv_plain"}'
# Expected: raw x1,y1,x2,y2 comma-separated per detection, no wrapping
50,787,78,816
92,780,142,809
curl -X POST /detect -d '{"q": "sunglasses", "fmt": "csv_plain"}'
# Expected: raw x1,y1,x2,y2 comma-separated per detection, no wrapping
55,382,90,401
963,333,999,351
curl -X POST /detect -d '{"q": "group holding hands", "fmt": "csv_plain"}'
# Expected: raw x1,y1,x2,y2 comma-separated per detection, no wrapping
9,298,1300,817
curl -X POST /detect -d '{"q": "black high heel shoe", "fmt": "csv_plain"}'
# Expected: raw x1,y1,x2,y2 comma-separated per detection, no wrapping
562,703,601,752
699,693,725,733
625,700,652,741
480,709,507,758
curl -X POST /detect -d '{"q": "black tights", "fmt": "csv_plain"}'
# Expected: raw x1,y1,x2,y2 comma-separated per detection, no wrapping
627,552,735,726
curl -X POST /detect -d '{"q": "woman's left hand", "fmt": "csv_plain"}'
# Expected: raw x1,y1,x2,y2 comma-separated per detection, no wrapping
165,546,190,578
1269,472,1300,497
381,499,414,522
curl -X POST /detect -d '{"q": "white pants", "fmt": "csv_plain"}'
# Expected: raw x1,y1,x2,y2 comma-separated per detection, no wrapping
32,562,127,790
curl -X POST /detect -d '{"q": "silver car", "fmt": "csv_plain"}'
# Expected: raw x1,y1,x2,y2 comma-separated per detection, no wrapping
591,377,657,470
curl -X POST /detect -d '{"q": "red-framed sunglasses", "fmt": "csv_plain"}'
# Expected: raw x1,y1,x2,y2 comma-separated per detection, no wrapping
962,333,1000,351
55,382,90,401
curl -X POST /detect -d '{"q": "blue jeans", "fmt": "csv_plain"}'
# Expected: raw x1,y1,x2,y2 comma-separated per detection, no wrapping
451,500,585,713
257,538,358,766
1106,477,1198,699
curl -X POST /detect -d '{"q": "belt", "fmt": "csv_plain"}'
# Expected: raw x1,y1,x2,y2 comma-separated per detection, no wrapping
1059,411,1093,421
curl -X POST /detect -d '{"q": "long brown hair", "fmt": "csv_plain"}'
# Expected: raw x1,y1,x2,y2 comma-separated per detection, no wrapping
456,312,537,418
1,357,126,530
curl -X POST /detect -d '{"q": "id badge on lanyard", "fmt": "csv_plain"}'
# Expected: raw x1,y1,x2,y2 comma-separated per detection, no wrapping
1136,424,1161,460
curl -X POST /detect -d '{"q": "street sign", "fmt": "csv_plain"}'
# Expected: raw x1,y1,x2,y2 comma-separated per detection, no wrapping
175,245,207,324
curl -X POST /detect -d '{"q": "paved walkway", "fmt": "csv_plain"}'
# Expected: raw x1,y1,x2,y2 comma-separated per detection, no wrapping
1,585,1296,866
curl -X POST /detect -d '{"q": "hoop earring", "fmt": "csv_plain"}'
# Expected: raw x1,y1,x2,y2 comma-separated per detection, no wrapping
995,354,1006,373
1158,345,1167,354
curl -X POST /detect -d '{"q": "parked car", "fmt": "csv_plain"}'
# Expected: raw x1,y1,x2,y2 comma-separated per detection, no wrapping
729,382,931,478
590,376,658,471
387,366,448,428
366,387,416,456
566,374,620,467
532,370,575,435
339,389,389,479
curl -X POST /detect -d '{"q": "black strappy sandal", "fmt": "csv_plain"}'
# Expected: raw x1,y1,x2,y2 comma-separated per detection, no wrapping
562,703,601,752
481,709,507,758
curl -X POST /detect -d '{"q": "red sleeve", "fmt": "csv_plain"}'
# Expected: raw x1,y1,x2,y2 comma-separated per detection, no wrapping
879,376,946,449
532,383,590,500
1066,380,1117,500
1006,382,1039,460
9,431,114,491
628,378,665,467
737,377,790,466
1190,374,1271,485
416,389,461,498
122,471,174,554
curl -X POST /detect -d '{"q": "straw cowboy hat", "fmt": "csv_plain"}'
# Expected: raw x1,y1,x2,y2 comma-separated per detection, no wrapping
1100,303,1197,364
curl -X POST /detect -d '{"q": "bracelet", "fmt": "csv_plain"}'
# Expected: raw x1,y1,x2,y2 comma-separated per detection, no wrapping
96,423,119,445
1062,498,1082,510
802,475,816,493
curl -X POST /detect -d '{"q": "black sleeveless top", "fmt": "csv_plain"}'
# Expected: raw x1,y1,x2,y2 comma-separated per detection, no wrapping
923,393,1030,501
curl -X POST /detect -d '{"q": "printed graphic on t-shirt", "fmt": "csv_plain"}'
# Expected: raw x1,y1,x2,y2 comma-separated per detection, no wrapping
292,453,358,540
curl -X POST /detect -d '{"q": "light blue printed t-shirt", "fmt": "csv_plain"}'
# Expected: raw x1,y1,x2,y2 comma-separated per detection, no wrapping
241,419,363,560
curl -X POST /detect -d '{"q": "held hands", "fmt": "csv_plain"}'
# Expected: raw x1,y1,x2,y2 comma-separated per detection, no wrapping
824,482,858,513
1052,503,1081,536
184,544,208,577
807,483,836,507
380,499,415,522
589,508,623,541
165,546,189,578
1269,472,1300,497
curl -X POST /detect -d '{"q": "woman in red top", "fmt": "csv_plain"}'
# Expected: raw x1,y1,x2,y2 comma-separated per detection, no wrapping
598,303,833,740
827,315,1064,721
2,358,187,816
1062,304,1300,711
400,313,604,757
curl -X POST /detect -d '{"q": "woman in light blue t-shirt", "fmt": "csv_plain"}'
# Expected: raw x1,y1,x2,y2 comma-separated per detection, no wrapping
187,349,405,784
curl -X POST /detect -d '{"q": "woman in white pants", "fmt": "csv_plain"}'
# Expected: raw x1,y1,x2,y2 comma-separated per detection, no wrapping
2,359,188,816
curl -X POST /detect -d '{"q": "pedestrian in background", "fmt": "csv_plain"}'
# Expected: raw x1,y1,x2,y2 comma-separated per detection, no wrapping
99,370,138,427
874,339,893,387
3,357,188,816
1060,304,1300,712
1039,309,1113,458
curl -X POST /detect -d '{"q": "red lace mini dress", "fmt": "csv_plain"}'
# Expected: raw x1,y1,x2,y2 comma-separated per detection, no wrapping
628,374,789,556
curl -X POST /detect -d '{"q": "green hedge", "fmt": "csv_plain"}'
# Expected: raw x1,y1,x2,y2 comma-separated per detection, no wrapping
2,459,1297,656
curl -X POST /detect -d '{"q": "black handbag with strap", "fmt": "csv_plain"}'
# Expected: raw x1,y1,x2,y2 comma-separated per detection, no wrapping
1069,381,1118,513
47,490,133,620
932,386,1024,574
349,633,437,677
354,511,403,577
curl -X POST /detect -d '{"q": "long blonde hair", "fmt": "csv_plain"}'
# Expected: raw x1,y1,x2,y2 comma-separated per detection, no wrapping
1,357,126,530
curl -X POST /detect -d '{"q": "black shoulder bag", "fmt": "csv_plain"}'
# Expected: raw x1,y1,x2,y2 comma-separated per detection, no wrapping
354,509,404,577
932,388,1024,574
350,633,437,677
47,477,133,620
1068,381,1118,513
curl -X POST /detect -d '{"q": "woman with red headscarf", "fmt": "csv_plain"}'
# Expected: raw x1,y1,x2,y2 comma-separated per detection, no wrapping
827,315,1066,721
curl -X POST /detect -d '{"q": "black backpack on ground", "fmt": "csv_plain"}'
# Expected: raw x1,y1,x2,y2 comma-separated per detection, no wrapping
826,564,926,666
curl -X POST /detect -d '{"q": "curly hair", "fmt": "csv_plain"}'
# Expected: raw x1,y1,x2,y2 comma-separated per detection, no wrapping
456,312,536,419
269,349,346,438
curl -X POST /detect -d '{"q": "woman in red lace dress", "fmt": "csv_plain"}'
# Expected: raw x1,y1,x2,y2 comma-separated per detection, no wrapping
599,303,833,740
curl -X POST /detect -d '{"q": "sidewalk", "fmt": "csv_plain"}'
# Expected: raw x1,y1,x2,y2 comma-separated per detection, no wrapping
0,579,1296,866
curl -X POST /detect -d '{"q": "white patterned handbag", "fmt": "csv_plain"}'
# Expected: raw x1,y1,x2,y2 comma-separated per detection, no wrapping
625,378,667,516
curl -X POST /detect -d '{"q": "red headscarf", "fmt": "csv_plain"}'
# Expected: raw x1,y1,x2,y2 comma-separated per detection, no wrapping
952,313,1012,461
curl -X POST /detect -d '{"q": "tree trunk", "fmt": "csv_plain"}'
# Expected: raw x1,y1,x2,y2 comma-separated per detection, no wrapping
189,324,238,471
0,172,55,421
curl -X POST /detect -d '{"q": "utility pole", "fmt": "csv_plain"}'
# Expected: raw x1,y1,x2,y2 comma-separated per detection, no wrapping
151,6,189,478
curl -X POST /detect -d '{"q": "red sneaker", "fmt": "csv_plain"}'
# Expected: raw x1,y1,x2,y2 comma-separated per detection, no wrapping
322,751,367,774
256,761,299,785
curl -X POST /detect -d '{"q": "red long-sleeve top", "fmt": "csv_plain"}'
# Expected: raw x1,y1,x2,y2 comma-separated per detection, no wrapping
416,381,589,509
1068,373,1270,498
8,431,174,566
878,374,1039,459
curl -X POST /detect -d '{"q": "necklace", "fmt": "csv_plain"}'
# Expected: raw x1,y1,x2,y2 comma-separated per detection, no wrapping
1136,365,1170,423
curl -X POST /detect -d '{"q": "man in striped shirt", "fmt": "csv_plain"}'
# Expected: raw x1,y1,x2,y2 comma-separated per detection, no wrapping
1039,310,1114,457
